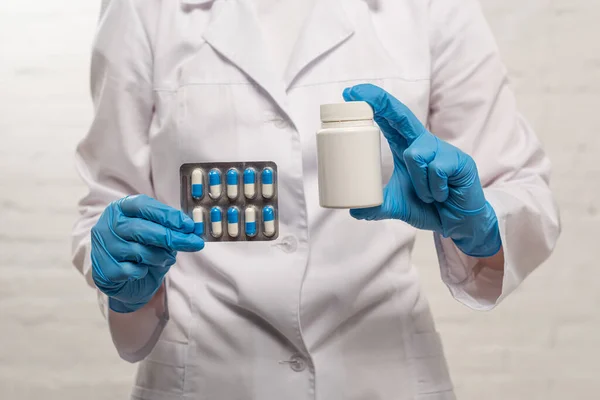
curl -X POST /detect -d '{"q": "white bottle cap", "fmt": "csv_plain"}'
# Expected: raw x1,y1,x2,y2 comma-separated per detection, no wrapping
320,101,374,122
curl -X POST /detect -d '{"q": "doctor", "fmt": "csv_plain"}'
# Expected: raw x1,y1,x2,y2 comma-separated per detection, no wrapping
72,0,560,399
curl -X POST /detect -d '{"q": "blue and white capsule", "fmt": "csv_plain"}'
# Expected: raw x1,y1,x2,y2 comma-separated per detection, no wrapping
210,206,223,238
192,207,204,236
262,206,276,237
243,168,256,199
245,206,257,237
261,167,274,199
208,169,222,199
226,168,239,200
191,168,204,199
227,207,240,238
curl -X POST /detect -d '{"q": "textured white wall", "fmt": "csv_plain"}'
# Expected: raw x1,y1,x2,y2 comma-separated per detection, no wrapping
0,1,597,399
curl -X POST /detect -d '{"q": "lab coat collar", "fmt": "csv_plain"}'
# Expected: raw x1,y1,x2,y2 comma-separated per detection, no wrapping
186,0,354,121
284,0,355,90
200,0,291,118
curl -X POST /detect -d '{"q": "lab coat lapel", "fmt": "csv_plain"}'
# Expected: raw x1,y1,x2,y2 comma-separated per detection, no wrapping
284,0,355,90
195,0,291,117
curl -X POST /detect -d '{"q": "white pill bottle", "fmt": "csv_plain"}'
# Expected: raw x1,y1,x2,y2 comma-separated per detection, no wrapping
316,101,384,209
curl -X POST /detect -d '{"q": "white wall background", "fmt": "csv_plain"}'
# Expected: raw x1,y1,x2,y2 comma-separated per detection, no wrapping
0,1,598,399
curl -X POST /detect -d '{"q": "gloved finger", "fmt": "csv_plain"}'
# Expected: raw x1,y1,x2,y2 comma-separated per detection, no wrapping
446,153,477,187
118,194,195,233
427,158,450,203
146,262,171,283
343,86,410,151
107,240,177,268
427,140,478,186
343,84,428,146
91,235,150,283
402,135,438,204
373,115,410,161
112,262,150,283
114,216,205,252
349,205,386,221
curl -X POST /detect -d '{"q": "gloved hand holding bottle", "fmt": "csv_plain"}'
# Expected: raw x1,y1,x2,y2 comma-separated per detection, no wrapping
343,84,502,258
91,194,205,313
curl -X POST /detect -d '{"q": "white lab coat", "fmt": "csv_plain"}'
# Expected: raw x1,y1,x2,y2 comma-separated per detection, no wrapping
71,0,560,398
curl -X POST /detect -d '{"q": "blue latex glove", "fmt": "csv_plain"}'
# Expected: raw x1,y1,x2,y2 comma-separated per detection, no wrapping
343,84,502,258
91,194,204,313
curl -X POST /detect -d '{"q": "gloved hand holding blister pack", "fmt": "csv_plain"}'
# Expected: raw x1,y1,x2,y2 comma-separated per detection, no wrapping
317,84,502,258
92,163,279,314
91,195,205,313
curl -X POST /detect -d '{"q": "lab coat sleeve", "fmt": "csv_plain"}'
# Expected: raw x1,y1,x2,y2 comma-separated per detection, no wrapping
71,0,167,362
426,0,560,310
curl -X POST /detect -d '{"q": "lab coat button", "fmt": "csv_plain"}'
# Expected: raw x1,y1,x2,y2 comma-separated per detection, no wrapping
279,235,298,253
280,354,307,372
273,117,288,129
263,111,288,129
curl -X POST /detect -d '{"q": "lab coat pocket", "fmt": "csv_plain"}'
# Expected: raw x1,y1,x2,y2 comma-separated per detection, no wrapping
408,332,456,399
130,340,187,400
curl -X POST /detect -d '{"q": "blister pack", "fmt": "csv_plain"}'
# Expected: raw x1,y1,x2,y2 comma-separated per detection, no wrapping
180,162,279,242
